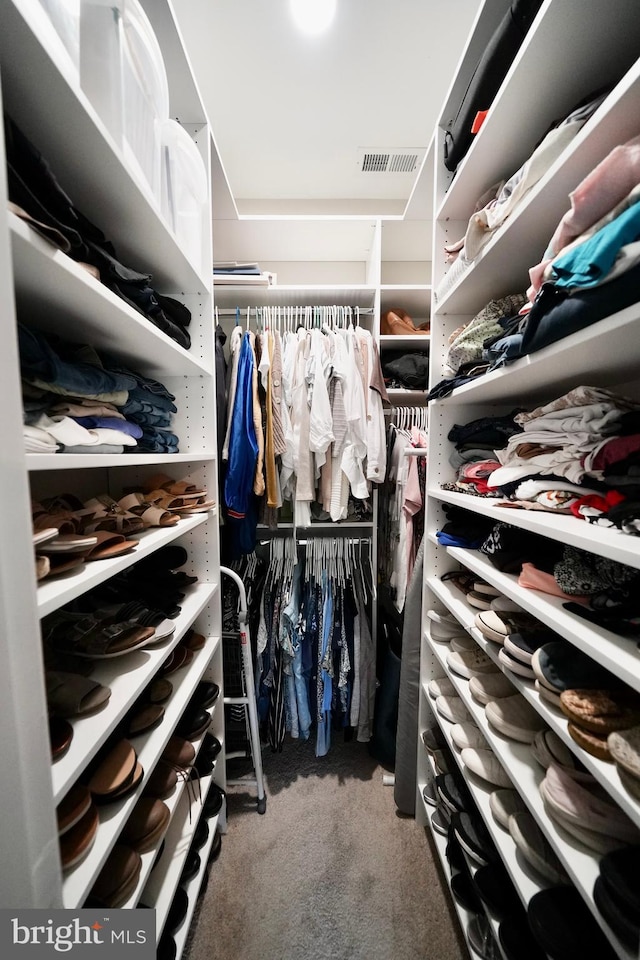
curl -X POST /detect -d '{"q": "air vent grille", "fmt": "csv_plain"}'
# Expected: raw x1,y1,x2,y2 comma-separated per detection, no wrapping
358,148,424,174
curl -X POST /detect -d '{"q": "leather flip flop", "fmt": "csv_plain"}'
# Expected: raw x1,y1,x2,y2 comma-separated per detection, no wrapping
35,555,50,580
43,554,86,578
118,493,180,528
161,646,194,676
36,533,99,554
80,530,138,562
146,678,173,704
57,783,92,835
89,740,137,799
122,798,170,853
59,802,99,871
127,703,165,737
33,526,59,547
46,671,111,718
143,761,178,800
143,473,206,499
50,717,73,760
88,845,142,907
182,628,206,651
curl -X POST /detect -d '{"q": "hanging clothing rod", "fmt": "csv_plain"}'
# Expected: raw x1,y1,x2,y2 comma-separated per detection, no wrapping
403,447,428,456
214,307,375,316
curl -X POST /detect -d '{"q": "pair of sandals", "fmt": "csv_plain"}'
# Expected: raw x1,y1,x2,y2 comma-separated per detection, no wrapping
123,473,215,523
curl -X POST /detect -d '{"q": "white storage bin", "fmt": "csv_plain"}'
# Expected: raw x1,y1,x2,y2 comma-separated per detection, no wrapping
37,0,80,74
161,119,208,273
79,0,123,145
121,0,169,205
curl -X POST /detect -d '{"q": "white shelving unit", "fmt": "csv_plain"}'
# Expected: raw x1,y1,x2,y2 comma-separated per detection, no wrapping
0,0,224,943
420,2,640,958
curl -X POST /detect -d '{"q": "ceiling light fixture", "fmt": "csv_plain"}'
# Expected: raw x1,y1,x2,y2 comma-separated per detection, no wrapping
290,0,337,35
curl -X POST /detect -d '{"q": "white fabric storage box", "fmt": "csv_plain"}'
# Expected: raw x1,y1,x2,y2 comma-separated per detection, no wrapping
161,119,208,273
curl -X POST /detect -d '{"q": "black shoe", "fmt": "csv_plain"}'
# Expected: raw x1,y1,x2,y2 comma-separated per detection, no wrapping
192,818,209,851
203,783,226,819
165,887,189,935
190,681,220,711
180,851,201,885
207,830,222,864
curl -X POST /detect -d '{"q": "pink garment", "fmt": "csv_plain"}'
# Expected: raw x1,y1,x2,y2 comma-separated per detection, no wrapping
518,562,590,604
528,134,640,300
403,429,425,585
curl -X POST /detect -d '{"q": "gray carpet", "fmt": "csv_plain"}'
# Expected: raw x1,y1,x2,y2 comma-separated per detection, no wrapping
185,737,467,960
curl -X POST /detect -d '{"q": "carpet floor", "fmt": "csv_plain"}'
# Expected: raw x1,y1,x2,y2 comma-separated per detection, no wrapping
184,736,467,960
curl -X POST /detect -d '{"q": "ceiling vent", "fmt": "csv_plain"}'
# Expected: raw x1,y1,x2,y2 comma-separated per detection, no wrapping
358,148,425,174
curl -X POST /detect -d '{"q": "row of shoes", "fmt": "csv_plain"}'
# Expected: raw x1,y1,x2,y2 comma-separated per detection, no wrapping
422,728,621,960
56,678,220,878
153,784,225,960
380,308,430,336
433,568,640,801
430,604,640,852
32,473,214,582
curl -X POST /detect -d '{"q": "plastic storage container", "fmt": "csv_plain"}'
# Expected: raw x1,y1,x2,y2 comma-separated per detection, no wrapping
121,0,169,205
37,0,80,75
79,0,169,206
79,0,123,145
161,119,208,273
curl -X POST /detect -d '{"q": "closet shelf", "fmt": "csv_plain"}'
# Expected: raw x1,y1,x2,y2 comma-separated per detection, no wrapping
386,388,428,404
435,0,640,225
442,546,640,696
11,216,212,381
144,775,221,942
425,678,545,908
427,635,635,960
379,335,431,350
379,285,432,317
1,2,207,292
213,284,377,310
428,576,640,830
27,453,217,472
61,637,219,908
420,798,478,956
37,514,209,619
431,487,640,572
434,301,640,404
51,583,218,802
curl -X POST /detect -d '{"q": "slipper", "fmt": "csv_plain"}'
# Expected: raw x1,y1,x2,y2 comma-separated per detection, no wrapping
474,610,548,645
182,628,206,651
40,553,86,578
118,493,180,528
82,495,146,536
126,703,165,737
80,530,138,562
88,845,142,907
145,490,214,514
121,798,170,853
146,678,173,704
142,473,206,499
36,532,99,555
50,716,73,760
56,783,92,835
89,739,139,799
59,802,99,871
92,600,175,644
143,762,177,800
169,496,215,514
33,526,59,547
43,610,156,659
46,671,111,718
161,646,194,675
35,555,50,580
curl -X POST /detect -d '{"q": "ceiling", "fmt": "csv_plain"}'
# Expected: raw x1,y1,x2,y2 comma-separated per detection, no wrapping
173,0,480,217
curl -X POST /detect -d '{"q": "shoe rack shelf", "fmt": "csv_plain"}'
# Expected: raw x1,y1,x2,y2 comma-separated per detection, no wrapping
427,632,635,960
51,585,218,802
144,775,222,943
61,637,220,909
0,0,224,928
420,2,640,958
37,516,210,619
